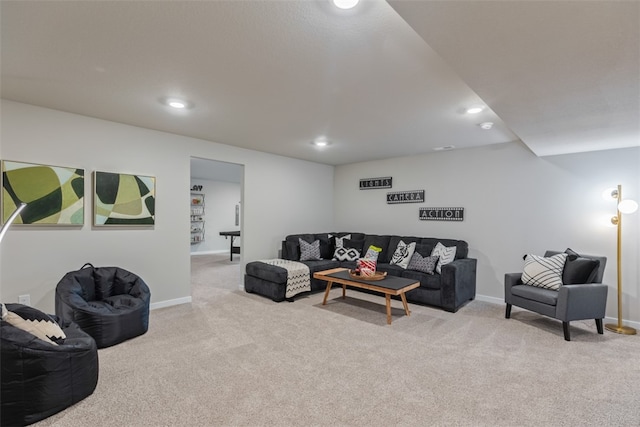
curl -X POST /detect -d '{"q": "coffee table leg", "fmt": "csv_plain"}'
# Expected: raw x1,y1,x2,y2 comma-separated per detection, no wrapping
385,294,392,324
322,281,333,305
342,284,346,299
400,293,411,316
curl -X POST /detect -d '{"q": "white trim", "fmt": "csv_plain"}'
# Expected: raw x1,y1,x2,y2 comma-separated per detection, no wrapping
191,249,228,256
476,293,640,330
150,296,192,310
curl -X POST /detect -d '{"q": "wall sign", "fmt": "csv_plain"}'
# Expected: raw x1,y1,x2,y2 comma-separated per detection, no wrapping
191,184,203,191
360,176,392,190
419,207,464,221
387,190,424,204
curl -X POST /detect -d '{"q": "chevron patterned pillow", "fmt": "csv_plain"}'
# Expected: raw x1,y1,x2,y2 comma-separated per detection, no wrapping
2,303,66,345
521,253,568,290
431,242,457,274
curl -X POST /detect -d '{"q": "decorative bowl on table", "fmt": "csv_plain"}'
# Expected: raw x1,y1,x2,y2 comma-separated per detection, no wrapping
348,270,387,281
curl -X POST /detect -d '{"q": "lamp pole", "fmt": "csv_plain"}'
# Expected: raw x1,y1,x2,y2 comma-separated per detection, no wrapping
605,185,637,335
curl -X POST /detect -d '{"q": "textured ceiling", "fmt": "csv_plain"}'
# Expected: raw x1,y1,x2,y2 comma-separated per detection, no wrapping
1,0,637,166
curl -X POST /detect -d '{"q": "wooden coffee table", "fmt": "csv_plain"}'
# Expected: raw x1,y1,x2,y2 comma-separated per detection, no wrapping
313,268,420,324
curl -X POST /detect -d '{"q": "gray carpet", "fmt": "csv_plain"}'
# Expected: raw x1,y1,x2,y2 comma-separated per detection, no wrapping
36,254,640,426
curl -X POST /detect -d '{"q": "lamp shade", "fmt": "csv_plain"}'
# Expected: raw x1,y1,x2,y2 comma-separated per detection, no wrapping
618,199,638,214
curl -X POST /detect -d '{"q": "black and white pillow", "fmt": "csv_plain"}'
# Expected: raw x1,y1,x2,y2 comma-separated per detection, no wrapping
299,238,322,261
1,303,66,345
334,247,360,261
431,242,457,274
390,240,416,269
334,234,351,249
521,253,568,290
332,234,352,260
407,252,438,274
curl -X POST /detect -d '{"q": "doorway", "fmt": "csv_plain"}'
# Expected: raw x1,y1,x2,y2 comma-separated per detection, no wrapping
189,157,244,299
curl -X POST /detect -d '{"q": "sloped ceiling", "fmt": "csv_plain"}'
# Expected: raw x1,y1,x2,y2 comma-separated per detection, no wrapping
388,0,640,157
1,1,637,166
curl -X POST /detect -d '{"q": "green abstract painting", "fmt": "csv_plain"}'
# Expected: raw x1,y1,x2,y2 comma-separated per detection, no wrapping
1,160,84,225
94,171,155,226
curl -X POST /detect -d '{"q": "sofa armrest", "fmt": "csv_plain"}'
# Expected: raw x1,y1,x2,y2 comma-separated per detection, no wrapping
556,283,608,322
504,273,523,304
440,258,477,312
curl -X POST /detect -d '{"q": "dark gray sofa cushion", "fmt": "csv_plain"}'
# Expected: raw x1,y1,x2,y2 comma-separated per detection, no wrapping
511,285,559,306
375,263,405,276
401,269,442,290
246,261,288,284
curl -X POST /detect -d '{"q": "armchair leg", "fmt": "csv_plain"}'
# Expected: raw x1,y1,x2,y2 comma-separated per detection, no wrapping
505,304,512,319
563,322,570,341
595,318,604,334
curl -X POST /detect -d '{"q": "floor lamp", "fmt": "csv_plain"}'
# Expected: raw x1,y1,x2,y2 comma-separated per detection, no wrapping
604,185,638,335
0,203,27,244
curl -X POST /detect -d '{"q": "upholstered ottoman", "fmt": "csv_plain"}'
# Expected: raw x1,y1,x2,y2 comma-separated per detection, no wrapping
245,259,339,302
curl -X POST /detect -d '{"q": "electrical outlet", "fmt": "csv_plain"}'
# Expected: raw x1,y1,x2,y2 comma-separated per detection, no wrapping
18,294,30,306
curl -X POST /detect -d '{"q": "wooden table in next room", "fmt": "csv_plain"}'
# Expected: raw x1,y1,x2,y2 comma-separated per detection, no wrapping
313,268,420,325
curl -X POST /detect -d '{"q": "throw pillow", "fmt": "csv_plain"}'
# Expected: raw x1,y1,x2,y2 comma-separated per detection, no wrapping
299,238,321,261
390,240,416,269
407,252,438,274
2,303,66,345
364,245,382,261
562,248,599,284
334,234,352,249
431,242,457,274
285,240,300,260
521,253,568,290
334,247,360,261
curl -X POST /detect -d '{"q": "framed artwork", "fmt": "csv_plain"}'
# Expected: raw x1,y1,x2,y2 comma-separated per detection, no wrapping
1,160,84,225
93,171,155,226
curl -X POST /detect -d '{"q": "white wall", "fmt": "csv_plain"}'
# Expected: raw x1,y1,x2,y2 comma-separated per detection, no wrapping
334,142,640,323
189,178,241,255
0,100,335,312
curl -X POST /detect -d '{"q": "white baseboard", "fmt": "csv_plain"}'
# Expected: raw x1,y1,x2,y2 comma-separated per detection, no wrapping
475,293,640,330
190,249,228,255
150,296,192,310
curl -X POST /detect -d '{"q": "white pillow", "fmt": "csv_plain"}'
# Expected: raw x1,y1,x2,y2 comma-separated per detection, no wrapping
390,240,416,269
431,242,457,274
521,253,568,290
334,234,352,249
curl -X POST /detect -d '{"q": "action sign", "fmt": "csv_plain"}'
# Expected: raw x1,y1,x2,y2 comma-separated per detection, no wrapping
419,207,464,221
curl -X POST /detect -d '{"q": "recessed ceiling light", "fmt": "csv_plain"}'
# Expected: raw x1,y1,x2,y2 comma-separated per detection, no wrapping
479,122,494,130
466,106,485,114
161,97,194,110
312,138,331,148
332,0,359,10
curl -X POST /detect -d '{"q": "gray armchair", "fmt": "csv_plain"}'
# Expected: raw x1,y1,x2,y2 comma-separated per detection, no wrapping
505,250,607,341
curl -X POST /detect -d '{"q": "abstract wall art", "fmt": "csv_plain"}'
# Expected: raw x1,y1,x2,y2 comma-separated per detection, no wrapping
94,171,155,226
1,160,84,225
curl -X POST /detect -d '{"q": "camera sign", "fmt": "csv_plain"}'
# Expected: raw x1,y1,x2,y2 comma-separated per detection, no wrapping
387,190,424,204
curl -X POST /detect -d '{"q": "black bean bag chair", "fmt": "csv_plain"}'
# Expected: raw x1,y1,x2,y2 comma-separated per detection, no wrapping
55,263,151,348
1,303,99,426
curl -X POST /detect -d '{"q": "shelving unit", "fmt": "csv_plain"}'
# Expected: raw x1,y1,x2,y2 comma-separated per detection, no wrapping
190,193,205,244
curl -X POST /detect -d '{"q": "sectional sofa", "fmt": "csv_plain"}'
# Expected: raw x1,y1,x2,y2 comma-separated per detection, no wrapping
244,232,477,312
